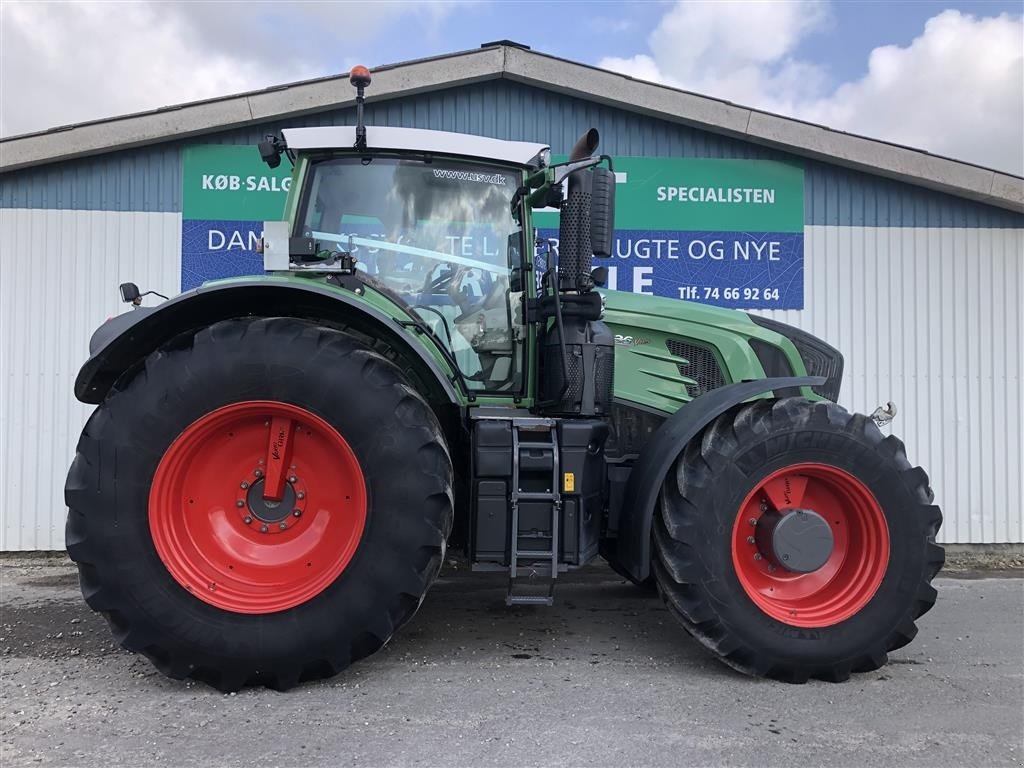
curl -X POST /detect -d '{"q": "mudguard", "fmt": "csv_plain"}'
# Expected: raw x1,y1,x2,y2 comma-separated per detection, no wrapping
613,376,827,583
75,278,462,404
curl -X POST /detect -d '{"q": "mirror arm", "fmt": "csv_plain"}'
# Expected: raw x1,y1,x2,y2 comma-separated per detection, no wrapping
552,156,603,185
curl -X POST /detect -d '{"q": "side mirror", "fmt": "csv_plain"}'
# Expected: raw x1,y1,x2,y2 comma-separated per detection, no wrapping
507,231,521,264
258,135,283,169
119,282,141,305
590,167,615,258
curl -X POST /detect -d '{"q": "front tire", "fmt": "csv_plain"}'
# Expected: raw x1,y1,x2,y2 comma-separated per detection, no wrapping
65,318,453,691
652,398,944,683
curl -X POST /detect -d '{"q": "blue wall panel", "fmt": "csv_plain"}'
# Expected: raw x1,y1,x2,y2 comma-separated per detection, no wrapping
2,79,1022,227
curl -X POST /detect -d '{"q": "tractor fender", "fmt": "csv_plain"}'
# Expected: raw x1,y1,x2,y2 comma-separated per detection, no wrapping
613,376,826,583
75,279,461,405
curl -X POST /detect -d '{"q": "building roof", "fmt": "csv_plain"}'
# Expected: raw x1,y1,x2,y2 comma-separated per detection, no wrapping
1,42,1020,212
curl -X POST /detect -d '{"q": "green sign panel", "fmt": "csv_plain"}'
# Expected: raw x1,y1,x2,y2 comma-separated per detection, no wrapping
534,157,803,232
181,145,292,220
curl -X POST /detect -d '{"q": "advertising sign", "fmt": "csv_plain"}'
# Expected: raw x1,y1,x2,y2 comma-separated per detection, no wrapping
180,148,804,308
534,157,804,309
180,145,291,290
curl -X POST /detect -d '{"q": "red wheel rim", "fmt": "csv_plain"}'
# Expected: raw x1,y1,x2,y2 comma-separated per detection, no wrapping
731,463,890,628
149,401,367,614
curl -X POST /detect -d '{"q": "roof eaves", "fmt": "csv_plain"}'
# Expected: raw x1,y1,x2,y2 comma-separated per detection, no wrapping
0,46,504,173
501,46,1024,213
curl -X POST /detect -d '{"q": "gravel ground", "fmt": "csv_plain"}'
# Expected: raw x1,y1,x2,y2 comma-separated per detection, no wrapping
1,554,1021,768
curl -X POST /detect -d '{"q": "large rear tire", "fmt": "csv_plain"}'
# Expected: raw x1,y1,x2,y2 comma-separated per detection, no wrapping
652,397,943,683
65,318,453,691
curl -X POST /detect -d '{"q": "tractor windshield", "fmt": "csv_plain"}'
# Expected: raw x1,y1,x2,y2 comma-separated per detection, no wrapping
297,156,526,393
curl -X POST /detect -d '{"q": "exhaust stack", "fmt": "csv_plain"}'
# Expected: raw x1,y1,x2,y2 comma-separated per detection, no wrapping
541,128,616,417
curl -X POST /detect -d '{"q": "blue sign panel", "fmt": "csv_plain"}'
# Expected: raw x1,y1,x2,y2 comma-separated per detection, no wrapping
181,219,264,291
537,228,803,310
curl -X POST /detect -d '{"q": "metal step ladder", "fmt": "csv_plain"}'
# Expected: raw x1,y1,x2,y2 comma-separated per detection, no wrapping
507,420,561,606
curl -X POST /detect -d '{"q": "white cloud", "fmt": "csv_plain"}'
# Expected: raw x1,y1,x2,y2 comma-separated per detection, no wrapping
0,1,465,137
801,10,1023,174
600,0,831,112
599,3,1024,175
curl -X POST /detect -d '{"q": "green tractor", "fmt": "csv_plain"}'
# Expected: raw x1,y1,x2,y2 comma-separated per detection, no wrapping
65,69,943,691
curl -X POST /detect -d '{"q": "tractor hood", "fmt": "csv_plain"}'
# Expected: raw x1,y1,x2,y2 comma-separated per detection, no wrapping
599,290,840,412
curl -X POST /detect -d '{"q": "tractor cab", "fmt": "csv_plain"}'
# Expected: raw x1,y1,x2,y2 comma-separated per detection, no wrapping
260,125,550,392
257,72,616,408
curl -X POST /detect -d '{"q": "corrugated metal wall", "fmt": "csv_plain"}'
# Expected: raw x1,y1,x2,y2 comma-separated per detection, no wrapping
756,226,1024,544
0,209,181,550
1,77,1022,549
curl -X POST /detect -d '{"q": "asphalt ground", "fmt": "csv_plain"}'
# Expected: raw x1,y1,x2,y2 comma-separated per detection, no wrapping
1,555,1021,768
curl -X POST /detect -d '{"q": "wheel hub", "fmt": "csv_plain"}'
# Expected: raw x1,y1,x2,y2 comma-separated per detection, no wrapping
244,478,298,524
756,508,834,573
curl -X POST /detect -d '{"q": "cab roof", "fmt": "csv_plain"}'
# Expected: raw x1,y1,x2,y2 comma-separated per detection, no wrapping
281,126,549,167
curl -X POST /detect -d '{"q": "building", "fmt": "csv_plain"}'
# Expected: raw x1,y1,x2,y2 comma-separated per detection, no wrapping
1,41,1021,550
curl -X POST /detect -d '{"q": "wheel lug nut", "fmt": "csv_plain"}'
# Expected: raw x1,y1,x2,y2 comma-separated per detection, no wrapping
243,516,253,524
287,475,297,484
235,500,245,508
753,553,763,561
297,491,305,500
748,517,757,526
260,524,269,533
240,481,249,490
746,536,755,545
254,469,263,478
293,509,302,518
279,522,288,530
768,564,777,573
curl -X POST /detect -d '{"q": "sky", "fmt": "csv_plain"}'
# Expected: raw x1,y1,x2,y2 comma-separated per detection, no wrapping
1,1,1022,175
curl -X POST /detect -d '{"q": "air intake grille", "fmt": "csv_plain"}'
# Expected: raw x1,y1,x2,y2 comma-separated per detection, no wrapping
747,315,845,401
666,339,727,398
789,336,844,401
